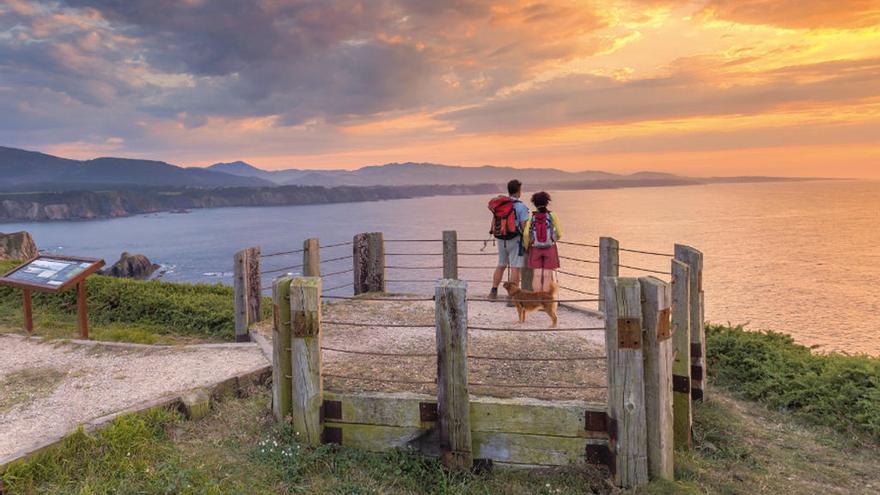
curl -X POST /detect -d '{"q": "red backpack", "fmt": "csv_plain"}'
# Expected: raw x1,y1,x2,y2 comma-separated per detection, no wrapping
488,196,521,240
529,211,557,248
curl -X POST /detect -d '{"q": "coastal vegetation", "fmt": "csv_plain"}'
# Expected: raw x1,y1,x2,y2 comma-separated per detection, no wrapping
0,260,240,343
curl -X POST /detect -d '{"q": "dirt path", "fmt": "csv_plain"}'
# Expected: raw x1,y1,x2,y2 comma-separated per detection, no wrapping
257,296,607,402
0,335,267,461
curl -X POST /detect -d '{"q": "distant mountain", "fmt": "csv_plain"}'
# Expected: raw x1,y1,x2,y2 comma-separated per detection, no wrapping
207,160,636,187
0,147,272,191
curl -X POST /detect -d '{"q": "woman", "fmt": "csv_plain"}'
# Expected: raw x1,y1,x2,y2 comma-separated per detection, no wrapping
522,191,563,292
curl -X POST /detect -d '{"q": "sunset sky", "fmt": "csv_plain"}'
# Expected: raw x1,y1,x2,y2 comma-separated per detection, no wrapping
1,0,879,177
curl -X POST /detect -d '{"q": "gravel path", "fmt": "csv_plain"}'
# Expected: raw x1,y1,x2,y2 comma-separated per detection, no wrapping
0,335,268,460
255,295,607,402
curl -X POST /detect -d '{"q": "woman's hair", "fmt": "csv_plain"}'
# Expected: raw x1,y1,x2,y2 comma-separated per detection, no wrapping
531,191,551,210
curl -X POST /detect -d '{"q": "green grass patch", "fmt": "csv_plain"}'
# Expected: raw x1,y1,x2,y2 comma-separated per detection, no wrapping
706,324,880,442
0,367,65,414
0,259,237,342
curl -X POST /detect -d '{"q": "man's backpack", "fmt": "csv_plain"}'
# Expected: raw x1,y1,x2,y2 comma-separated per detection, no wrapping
488,196,521,240
529,211,557,248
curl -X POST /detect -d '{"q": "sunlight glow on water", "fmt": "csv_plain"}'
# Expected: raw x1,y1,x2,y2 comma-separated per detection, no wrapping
4,180,878,355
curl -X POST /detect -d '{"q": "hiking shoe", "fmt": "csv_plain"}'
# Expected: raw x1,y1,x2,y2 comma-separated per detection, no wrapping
488,288,498,300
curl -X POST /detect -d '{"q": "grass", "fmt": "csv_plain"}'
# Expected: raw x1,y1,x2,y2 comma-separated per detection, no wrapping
705,324,880,442
4,385,878,495
0,367,65,414
0,259,244,343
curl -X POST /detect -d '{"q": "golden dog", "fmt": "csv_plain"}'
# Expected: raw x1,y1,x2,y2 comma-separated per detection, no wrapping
502,281,558,327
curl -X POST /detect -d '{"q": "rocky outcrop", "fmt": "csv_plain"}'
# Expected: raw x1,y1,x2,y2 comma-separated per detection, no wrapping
0,231,38,261
102,252,160,280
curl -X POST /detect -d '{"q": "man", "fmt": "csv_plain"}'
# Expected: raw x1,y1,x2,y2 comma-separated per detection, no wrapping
488,179,530,299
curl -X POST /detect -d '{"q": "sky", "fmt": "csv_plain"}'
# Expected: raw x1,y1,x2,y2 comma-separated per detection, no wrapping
1,0,879,177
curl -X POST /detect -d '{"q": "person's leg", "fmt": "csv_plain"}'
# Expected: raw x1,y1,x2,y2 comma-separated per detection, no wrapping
490,240,508,298
542,270,554,292
531,269,541,292
510,267,521,287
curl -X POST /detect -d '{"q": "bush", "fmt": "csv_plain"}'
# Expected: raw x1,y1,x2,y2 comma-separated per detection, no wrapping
706,324,880,441
0,260,235,339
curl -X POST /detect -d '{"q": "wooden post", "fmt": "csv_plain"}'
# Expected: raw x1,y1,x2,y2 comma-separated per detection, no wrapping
246,246,261,324
603,277,648,488
521,250,534,291
303,238,320,277
435,279,472,471
353,232,385,294
671,259,692,450
272,275,294,422
77,280,88,339
675,245,705,402
234,249,248,342
641,276,674,480
22,289,33,335
290,276,323,446
442,231,458,280
599,237,620,314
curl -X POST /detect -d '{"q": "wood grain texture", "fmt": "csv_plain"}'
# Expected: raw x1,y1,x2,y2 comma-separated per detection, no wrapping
76,280,88,339
675,244,706,401
303,238,320,277
245,246,261,324
271,275,294,422
442,230,458,280
671,259,692,450
641,276,674,480
233,249,249,342
353,232,385,294
603,276,648,488
435,278,472,470
290,277,323,446
599,237,620,314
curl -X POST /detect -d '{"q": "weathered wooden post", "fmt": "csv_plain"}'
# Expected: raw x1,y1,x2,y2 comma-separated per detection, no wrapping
435,279,472,471
290,276,323,446
353,232,385,294
246,246,261,324
303,238,320,277
675,245,705,402
442,230,458,280
234,249,249,342
641,276,674,480
599,237,620,313
603,276,648,488
521,250,534,291
272,275,294,421
671,259,692,449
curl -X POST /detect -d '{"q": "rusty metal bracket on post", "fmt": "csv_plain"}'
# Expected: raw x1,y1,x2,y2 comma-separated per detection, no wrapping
618,317,642,349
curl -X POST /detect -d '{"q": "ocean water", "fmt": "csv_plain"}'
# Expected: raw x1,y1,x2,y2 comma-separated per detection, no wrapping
2,180,878,355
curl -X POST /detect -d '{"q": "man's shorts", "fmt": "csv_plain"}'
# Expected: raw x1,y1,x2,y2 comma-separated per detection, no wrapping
497,237,524,268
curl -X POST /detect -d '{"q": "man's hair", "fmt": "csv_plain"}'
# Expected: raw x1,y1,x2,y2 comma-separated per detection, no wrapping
507,179,522,195
531,191,551,208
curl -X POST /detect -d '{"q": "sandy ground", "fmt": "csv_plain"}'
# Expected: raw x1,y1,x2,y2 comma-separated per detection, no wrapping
0,335,267,460
256,294,607,403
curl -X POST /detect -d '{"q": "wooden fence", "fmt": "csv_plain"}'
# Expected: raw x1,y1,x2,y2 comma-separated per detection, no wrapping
243,232,706,489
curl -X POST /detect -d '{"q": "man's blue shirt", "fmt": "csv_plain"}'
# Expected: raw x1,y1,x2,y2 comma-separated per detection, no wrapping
511,196,529,231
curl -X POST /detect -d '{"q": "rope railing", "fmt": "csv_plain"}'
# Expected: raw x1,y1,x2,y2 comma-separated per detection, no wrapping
559,286,600,296
467,325,604,332
320,255,353,264
321,346,606,363
557,240,600,248
559,255,600,265
468,381,607,390
557,270,599,280
322,320,435,328
322,346,435,358
261,248,304,258
321,241,354,249
619,247,673,257
616,264,669,276
322,268,354,278
468,297,602,303
386,253,443,256
387,279,436,283
469,354,607,362
386,265,444,270
323,373,436,386
323,282,353,292
263,263,304,275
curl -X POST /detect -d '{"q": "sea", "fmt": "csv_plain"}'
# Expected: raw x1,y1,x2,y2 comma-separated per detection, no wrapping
2,180,878,356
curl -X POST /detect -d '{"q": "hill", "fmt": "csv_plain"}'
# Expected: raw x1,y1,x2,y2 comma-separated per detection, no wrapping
208,160,629,187
0,147,271,191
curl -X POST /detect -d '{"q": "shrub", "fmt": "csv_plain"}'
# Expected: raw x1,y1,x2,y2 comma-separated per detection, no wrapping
706,324,880,441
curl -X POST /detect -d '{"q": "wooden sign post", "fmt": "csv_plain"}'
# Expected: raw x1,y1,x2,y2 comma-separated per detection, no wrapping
0,255,105,339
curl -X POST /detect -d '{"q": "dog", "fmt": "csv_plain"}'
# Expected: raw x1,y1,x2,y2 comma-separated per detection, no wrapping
502,281,558,327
